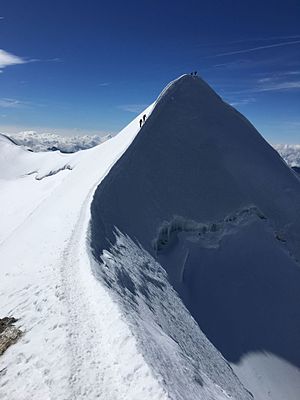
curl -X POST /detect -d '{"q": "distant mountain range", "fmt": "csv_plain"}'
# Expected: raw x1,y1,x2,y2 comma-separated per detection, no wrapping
273,144,300,167
3,131,299,169
3,131,112,153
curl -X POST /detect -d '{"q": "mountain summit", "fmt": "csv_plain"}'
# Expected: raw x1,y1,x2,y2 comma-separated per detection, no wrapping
90,74,300,399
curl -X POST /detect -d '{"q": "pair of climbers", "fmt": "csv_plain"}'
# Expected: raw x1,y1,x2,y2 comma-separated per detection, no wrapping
191,71,197,76
139,114,147,128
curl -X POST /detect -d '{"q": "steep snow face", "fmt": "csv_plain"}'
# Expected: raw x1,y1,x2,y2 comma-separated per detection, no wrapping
91,75,300,259
90,74,300,398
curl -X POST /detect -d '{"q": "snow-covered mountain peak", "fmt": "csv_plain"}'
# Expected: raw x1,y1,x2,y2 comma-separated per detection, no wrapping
91,72,300,255
156,73,221,103
90,75,300,399
1,74,300,400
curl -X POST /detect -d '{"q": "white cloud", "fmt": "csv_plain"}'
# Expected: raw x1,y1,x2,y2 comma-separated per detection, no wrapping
0,49,26,70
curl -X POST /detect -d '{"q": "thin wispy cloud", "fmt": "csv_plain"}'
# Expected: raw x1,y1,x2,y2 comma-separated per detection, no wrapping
118,104,147,113
281,70,300,76
0,98,29,108
29,57,62,63
213,55,285,70
253,70,300,92
229,97,256,107
257,77,273,83
195,35,300,49
98,82,111,87
256,81,300,92
214,40,300,57
257,71,300,84
229,35,300,45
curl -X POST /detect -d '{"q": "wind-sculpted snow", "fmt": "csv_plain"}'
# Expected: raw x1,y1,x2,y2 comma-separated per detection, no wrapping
90,74,300,399
5,131,111,152
92,230,253,400
152,206,266,252
154,209,300,367
274,144,300,167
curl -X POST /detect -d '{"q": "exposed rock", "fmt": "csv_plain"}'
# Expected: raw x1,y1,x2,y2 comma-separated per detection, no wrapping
0,317,22,356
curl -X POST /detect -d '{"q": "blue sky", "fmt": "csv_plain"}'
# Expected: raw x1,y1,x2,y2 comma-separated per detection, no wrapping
0,0,300,143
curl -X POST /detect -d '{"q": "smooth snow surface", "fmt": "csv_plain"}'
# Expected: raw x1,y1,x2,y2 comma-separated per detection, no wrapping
90,75,300,399
232,353,300,400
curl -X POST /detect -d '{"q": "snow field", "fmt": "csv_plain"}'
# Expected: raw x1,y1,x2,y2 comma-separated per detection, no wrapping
1,105,169,400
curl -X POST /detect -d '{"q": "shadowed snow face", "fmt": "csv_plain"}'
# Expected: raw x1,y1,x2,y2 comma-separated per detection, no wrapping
90,75,300,377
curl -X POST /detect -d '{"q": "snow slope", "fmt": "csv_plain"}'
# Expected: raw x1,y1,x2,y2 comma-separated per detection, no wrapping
90,74,300,399
0,80,253,400
1,74,299,399
0,106,174,400
0,134,78,243
0,92,249,400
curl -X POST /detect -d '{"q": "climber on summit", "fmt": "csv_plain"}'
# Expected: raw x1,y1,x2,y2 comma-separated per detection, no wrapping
139,119,143,128
143,114,146,123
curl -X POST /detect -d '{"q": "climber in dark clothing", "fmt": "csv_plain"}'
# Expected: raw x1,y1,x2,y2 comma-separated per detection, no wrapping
139,119,143,128
194,71,197,76
143,114,146,123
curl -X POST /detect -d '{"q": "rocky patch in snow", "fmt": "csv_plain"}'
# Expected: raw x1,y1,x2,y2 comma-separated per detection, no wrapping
34,164,73,180
0,317,22,356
